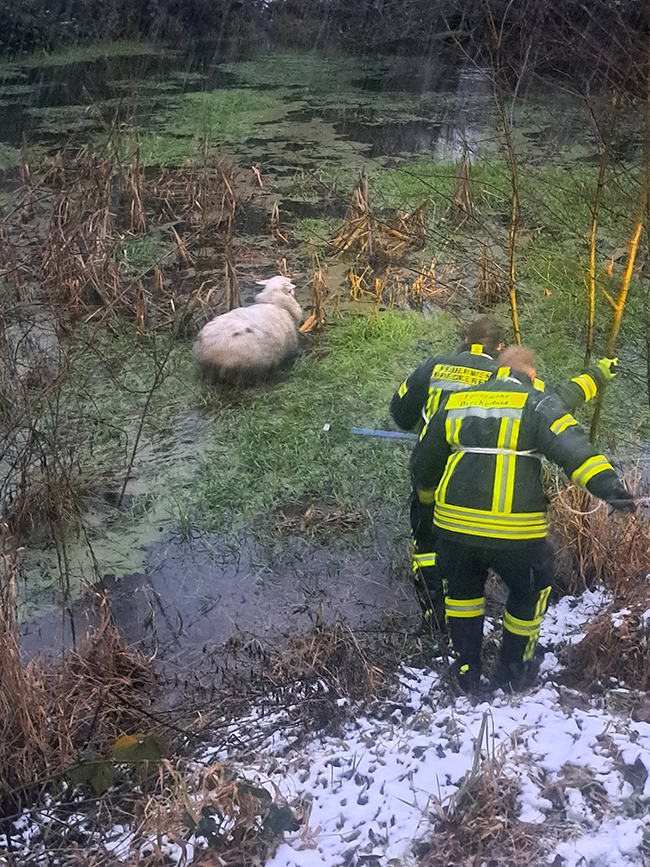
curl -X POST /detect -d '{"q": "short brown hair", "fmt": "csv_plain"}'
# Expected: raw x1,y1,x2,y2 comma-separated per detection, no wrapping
459,317,504,353
498,345,538,376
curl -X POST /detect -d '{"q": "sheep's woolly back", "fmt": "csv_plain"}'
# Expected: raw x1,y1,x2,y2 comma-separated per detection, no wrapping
193,276,303,382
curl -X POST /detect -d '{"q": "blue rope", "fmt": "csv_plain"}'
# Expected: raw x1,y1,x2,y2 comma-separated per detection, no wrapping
350,427,418,441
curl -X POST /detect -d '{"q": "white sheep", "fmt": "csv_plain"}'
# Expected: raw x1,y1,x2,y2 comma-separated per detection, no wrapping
193,276,303,383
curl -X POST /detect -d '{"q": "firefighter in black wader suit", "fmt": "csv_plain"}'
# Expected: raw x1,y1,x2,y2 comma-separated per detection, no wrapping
390,317,618,631
409,345,636,694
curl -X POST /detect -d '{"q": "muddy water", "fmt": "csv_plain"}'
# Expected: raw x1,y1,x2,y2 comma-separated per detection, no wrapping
20,523,421,684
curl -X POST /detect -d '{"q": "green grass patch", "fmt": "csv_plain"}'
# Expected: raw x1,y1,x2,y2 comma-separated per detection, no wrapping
182,310,457,536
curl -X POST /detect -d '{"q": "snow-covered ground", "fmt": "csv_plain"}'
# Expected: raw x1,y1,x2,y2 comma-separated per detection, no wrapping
4,588,650,866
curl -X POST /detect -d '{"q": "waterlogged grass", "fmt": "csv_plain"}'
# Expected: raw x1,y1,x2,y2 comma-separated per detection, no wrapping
0,141,20,170
114,88,289,166
218,51,381,94
293,217,340,253
182,310,457,535
117,233,172,275
0,41,174,72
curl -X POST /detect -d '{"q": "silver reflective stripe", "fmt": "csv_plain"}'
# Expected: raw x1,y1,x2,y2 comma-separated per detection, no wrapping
429,378,472,392
447,406,524,422
451,446,542,458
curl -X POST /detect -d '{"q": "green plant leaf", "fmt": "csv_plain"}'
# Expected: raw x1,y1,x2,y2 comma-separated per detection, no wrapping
68,760,117,795
112,732,167,763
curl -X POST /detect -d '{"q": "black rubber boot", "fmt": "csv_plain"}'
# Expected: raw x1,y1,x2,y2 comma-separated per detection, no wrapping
497,630,542,692
447,612,484,694
451,659,482,695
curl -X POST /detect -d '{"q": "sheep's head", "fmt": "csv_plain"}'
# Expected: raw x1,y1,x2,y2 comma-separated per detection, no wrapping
256,275,296,295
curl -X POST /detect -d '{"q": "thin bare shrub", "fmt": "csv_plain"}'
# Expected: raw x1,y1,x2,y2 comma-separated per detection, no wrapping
421,714,544,866
563,589,650,690
548,476,650,690
548,475,649,597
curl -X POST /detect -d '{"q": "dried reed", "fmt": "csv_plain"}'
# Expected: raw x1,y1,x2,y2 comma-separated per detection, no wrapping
548,476,650,690
548,476,649,597
0,597,157,810
422,714,544,866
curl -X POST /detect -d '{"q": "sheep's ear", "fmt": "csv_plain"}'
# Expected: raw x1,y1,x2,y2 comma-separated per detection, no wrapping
255,280,268,287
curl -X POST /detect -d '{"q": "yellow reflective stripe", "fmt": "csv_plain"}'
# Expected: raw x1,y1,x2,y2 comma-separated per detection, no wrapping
413,553,437,569
435,503,547,527
504,592,550,661
437,452,464,502
571,455,614,487
445,596,486,618
398,380,408,398
434,517,547,540
417,487,437,506
550,414,578,436
503,612,540,636
491,415,519,513
534,586,551,620
533,378,546,391
492,416,509,513
446,417,462,447
572,373,597,401
446,390,528,410
503,417,520,512
434,503,547,540
497,366,510,377
425,386,442,419
470,344,484,354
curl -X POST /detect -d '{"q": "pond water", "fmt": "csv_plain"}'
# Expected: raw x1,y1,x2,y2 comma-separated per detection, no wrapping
0,41,600,661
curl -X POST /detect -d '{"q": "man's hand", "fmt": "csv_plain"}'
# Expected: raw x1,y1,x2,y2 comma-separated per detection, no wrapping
608,492,637,514
597,357,618,380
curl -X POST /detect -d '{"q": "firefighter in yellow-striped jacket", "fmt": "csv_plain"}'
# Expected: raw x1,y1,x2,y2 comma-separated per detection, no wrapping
409,345,635,693
391,317,619,632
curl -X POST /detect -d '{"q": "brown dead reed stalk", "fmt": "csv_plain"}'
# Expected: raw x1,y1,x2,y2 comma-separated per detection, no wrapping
331,168,374,258
39,151,116,311
332,173,427,270
410,259,448,309
450,153,478,226
126,148,147,235
0,597,157,809
299,267,328,333
476,240,506,309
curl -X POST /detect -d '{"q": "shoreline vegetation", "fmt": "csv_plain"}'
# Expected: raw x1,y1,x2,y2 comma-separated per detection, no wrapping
1,6,650,861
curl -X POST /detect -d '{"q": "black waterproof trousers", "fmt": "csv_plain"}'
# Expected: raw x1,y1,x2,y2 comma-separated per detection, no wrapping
435,535,554,684
409,491,445,629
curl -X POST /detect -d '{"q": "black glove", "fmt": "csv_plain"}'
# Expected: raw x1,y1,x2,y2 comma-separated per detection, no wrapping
608,492,637,514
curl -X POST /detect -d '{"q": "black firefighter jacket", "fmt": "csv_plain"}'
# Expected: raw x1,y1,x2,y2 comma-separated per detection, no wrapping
409,368,632,547
390,345,609,433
